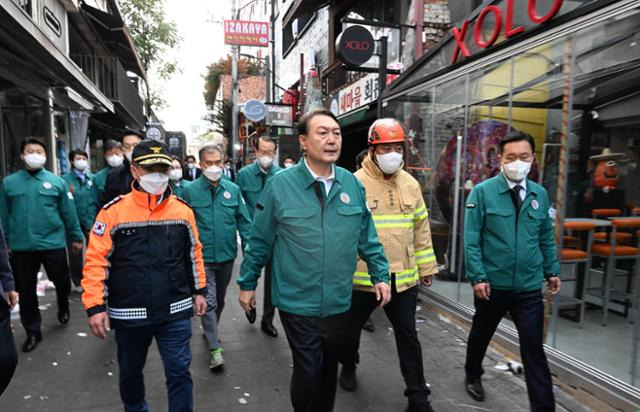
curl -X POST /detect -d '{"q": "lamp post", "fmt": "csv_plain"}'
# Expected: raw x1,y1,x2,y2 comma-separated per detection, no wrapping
230,0,261,172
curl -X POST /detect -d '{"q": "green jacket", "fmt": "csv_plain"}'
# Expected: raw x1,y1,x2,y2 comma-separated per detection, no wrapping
237,159,390,317
236,162,281,218
94,166,111,193
0,169,84,251
182,176,251,263
464,174,560,292
170,180,187,199
62,170,99,233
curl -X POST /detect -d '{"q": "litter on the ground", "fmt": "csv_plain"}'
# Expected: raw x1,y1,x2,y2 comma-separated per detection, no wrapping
51,362,58,366
76,332,87,337
243,393,250,397
23,395,31,400
238,397,248,404
233,386,241,390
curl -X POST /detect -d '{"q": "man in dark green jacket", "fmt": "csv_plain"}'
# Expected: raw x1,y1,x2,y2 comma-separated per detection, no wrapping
0,137,83,352
62,149,99,288
182,144,251,371
238,109,390,412
236,136,282,337
94,139,124,193
463,131,561,411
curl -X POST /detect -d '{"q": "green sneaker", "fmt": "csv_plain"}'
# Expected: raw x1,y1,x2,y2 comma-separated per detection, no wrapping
209,348,225,371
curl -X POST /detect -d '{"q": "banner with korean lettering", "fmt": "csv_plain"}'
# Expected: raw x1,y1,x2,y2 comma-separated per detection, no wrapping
224,20,269,47
332,73,379,117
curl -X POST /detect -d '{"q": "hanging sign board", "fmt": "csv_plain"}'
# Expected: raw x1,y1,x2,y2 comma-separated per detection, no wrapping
265,104,294,127
224,20,269,47
335,25,375,66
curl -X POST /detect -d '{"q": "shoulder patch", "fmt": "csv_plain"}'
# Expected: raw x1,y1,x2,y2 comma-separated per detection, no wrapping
102,196,122,209
466,203,476,209
92,221,106,236
256,202,264,211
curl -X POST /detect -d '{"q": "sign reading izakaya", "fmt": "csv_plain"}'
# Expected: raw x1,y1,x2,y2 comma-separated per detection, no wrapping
224,20,269,47
450,0,564,64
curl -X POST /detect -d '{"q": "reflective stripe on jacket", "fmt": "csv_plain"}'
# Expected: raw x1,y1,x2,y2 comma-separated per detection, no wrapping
353,154,438,293
81,183,207,328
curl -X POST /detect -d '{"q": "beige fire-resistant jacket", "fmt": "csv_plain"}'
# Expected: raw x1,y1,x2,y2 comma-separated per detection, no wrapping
353,154,438,293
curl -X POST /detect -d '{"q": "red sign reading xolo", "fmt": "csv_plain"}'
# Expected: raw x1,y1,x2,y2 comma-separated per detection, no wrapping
450,0,564,64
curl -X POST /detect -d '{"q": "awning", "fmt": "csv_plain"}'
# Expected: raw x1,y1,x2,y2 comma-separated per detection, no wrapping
283,0,335,28
80,2,146,78
0,0,113,112
337,104,376,129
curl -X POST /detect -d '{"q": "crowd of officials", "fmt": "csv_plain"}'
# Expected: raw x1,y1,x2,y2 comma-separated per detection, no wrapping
0,109,562,412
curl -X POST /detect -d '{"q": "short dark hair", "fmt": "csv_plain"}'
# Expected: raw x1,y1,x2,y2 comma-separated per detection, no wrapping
69,149,88,162
498,130,535,154
298,109,339,136
185,155,196,163
21,137,47,154
121,130,144,142
284,155,295,162
198,145,223,161
104,139,122,152
355,149,368,169
256,136,278,151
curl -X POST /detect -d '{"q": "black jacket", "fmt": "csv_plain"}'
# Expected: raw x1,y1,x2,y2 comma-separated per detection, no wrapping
0,225,15,303
183,167,202,181
100,159,134,207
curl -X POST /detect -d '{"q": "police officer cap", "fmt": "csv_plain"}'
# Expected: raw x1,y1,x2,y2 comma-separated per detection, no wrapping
132,140,172,167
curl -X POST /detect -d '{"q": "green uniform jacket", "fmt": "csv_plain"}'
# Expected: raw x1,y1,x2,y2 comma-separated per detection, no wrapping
0,169,84,251
170,180,187,199
237,159,390,317
182,176,251,263
464,174,560,292
94,166,111,193
236,162,281,218
62,170,99,233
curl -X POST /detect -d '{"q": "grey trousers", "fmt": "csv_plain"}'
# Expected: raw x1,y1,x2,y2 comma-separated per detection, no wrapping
201,260,234,350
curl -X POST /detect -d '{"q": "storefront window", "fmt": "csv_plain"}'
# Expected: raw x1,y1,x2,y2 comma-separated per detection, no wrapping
385,4,640,388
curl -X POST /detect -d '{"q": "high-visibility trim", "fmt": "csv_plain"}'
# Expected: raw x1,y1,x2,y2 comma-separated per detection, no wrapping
353,267,419,286
414,205,428,221
372,214,414,229
415,248,436,264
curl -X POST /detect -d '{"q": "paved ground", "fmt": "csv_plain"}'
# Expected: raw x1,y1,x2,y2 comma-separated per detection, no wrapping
2,265,590,411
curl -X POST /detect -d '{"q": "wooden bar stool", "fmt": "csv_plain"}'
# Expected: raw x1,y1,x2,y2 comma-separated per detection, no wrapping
589,218,640,326
550,222,595,347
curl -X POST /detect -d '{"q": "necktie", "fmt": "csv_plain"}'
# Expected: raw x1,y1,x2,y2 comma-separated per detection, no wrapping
260,173,266,189
314,181,325,208
512,185,523,210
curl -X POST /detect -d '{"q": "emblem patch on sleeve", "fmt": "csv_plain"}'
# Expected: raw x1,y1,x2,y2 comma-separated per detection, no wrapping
466,203,476,209
92,221,106,236
67,192,74,200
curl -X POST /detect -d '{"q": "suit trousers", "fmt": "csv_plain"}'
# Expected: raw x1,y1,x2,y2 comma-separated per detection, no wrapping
341,284,430,406
465,289,555,412
280,310,349,412
10,249,70,337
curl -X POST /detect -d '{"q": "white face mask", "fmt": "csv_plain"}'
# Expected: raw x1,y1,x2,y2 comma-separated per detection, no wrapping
73,159,89,171
124,151,133,162
376,151,403,175
106,154,124,168
502,160,532,182
257,156,274,169
284,162,294,169
24,153,46,170
187,163,196,169
203,165,223,182
169,169,183,182
138,172,169,195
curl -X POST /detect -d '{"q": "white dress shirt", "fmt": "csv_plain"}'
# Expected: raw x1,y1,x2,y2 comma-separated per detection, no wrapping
304,158,335,195
504,174,527,202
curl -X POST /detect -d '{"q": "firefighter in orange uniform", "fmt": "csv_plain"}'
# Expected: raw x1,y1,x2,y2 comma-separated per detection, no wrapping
82,140,207,412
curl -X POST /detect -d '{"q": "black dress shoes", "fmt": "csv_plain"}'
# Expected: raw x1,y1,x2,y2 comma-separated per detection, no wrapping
261,322,278,338
465,376,485,401
22,335,43,352
406,402,435,412
339,363,357,391
57,307,70,324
